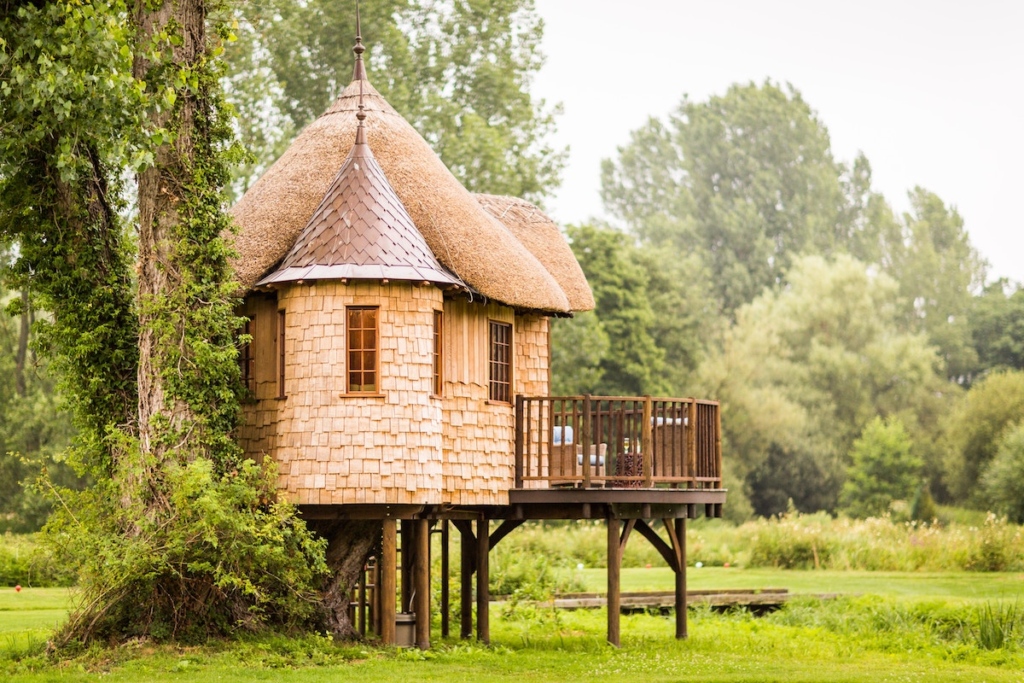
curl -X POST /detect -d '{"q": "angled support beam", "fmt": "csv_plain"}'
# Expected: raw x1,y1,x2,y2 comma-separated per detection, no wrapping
620,518,635,552
489,519,525,549
634,519,678,571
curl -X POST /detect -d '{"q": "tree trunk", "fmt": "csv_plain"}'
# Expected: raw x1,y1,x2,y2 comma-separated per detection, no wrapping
14,288,28,397
132,0,205,474
310,520,383,640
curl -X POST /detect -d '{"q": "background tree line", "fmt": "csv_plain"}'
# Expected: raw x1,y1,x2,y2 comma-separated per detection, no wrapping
553,80,1024,522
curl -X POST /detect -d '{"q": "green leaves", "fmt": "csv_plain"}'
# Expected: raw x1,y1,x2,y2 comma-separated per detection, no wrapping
602,81,848,315
699,254,948,515
223,0,564,202
840,417,921,519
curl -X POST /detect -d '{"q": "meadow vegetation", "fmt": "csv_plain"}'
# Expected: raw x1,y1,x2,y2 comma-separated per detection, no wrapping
488,513,1024,581
4,515,1024,681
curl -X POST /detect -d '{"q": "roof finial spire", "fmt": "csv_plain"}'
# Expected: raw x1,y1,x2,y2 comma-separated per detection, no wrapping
354,0,367,145
352,0,366,81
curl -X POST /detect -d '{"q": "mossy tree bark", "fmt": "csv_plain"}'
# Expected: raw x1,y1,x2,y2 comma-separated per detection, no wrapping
310,520,383,639
133,0,206,476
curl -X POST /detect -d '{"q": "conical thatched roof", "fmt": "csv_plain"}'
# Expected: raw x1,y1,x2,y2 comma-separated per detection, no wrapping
256,122,461,288
230,75,575,313
475,194,595,312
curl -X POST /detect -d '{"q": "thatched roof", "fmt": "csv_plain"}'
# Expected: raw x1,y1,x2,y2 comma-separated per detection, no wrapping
230,75,577,313
256,120,462,288
475,194,595,312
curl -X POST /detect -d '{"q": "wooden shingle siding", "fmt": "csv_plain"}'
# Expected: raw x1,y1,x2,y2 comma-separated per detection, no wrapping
238,289,553,507
239,281,444,505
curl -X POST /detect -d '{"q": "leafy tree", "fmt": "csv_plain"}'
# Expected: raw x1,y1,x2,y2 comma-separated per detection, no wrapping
601,81,852,314
942,369,1024,503
699,254,950,515
840,417,921,519
0,273,79,533
886,188,986,382
636,246,713,393
969,279,1024,375
980,423,1024,523
563,224,668,396
1,0,325,644
550,311,608,396
226,0,564,200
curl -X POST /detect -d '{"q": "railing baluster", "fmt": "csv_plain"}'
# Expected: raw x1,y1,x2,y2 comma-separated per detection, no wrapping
715,402,722,486
582,395,592,488
687,399,697,488
642,396,653,488
570,399,578,479
515,395,524,488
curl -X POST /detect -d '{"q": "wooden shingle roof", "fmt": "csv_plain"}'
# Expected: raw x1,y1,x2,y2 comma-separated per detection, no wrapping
256,128,462,288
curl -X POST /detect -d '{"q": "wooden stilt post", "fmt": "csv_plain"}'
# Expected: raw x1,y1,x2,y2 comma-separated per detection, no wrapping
459,523,474,639
476,517,490,644
400,520,412,613
441,520,450,639
380,519,397,645
414,518,430,650
675,516,687,639
358,565,367,637
607,516,621,647
373,556,381,637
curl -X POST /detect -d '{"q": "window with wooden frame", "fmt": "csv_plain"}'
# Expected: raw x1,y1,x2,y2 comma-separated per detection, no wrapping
239,317,255,393
488,320,512,403
347,306,379,393
277,310,286,398
432,310,443,396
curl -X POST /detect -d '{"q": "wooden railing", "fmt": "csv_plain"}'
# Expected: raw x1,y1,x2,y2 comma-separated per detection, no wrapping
514,395,721,490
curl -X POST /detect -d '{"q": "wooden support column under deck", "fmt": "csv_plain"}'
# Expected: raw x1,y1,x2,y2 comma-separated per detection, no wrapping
357,565,367,637
665,517,688,639
476,517,490,644
400,520,412,613
677,517,688,639
457,521,474,639
441,520,450,639
414,518,430,650
380,519,397,645
607,517,621,647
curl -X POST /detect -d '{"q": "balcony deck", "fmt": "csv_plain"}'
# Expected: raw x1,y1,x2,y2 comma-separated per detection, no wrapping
511,395,725,513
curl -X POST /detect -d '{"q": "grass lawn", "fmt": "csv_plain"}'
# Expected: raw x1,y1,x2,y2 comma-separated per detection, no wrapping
572,566,1024,602
3,571,1024,682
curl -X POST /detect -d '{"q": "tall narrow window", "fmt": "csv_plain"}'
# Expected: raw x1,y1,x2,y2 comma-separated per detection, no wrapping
277,310,286,398
239,317,255,393
347,306,379,393
488,320,512,403
433,310,443,396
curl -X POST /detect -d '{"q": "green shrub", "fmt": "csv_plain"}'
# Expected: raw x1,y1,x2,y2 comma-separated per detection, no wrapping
748,513,833,569
840,417,921,519
980,424,1024,523
0,533,75,587
964,513,1017,572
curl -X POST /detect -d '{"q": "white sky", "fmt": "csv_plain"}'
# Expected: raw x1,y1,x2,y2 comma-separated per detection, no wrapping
532,0,1024,284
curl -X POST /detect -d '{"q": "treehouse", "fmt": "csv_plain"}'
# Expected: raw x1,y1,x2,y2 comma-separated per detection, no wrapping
229,25,725,649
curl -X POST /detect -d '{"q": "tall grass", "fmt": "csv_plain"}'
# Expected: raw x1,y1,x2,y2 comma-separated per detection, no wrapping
491,513,1024,573
974,601,1021,650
